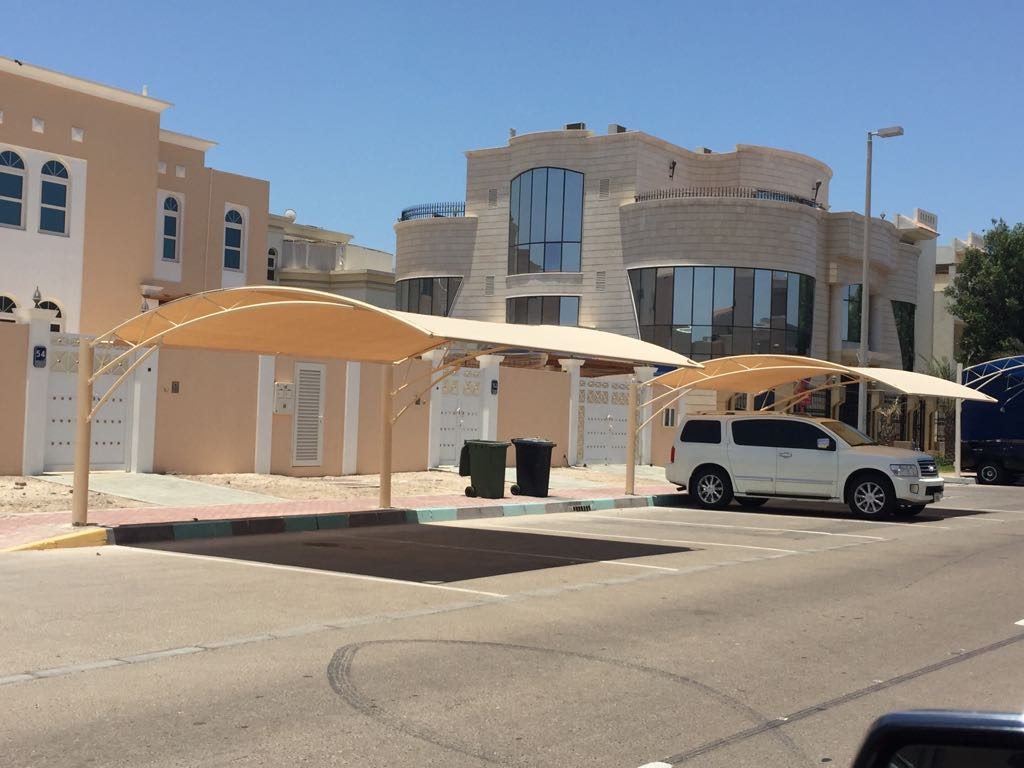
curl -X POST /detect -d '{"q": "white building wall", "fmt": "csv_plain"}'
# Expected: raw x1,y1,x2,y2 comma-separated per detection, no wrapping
0,143,88,332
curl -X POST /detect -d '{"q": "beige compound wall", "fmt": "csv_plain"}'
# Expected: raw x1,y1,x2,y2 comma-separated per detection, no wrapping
0,324,28,475
357,360,431,474
153,348,259,474
496,367,571,468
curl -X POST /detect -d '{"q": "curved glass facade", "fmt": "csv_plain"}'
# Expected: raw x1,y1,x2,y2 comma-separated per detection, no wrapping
396,276,463,316
629,266,815,361
506,295,579,326
508,167,583,275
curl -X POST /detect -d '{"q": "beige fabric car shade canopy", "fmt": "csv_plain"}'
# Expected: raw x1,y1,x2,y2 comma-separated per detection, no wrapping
650,354,994,402
104,286,700,369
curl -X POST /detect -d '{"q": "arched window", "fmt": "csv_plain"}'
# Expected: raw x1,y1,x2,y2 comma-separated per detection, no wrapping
40,160,69,235
508,167,584,275
224,209,244,270
267,247,278,282
0,295,16,322
0,150,26,229
38,299,63,333
162,196,180,262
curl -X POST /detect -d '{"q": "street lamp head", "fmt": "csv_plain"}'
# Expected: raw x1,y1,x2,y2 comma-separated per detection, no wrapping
875,126,904,138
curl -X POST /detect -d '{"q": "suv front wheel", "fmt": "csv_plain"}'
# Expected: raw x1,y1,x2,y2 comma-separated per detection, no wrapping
847,473,896,517
691,467,734,509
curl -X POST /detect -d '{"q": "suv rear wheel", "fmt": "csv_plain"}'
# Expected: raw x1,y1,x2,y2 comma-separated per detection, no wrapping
847,473,896,517
691,467,733,509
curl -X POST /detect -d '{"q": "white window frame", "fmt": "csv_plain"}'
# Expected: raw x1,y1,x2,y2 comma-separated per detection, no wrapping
0,294,16,323
0,149,26,231
267,247,278,282
223,207,246,272
663,407,677,428
37,299,63,332
39,159,70,237
161,195,182,263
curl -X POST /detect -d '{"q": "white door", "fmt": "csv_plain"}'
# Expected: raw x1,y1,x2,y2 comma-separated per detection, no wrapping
437,368,482,465
292,363,325,466
726,418,777,495
580,376,629,465
773,421,839,498
44,334,133,471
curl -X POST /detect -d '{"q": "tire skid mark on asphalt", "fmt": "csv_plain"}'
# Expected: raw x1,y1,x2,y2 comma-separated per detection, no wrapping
655,630,1024,766
327,639,812,767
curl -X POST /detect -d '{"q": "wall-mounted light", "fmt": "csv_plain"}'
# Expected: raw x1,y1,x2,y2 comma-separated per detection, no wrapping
32,286,41,308
812,180,822,205
669,160,677,179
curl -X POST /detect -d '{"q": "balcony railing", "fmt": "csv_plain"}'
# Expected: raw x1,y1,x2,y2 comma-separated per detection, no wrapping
399,202,466,221
635,187,824,209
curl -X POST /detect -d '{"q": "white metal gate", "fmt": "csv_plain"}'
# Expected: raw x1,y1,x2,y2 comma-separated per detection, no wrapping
437,368,482,465
44,334,133,471
578,375,630,465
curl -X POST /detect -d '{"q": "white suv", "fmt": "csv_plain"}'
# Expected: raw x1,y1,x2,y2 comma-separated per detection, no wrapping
666,413,944,517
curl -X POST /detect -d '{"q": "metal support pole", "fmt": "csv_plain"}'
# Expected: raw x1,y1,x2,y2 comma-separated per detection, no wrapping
858,131,873,433
378,363,394,509
625,378,638,496
954,362,963,477
72,339,94,526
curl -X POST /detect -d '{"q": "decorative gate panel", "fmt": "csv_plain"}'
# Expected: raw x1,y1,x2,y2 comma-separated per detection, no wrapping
44,334,132,471
437,368,482,465
579,375,630,465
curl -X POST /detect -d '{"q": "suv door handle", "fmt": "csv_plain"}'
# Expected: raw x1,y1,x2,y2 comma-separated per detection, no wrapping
778,451,793,458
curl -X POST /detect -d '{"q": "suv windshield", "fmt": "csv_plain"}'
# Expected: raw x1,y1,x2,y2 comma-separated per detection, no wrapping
821,420,876,447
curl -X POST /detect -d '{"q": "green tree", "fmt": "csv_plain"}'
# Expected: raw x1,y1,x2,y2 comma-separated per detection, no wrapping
945,219,1024,365
921,355,957,462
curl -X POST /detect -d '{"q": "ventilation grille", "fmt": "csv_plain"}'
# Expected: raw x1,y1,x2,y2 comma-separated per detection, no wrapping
599,178,611,199
293,366,324,465
487,188,498,208
596,271,607,292
484,276,495,296
571,504,593,512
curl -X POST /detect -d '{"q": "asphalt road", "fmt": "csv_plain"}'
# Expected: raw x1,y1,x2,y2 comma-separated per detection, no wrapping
2,482,1023,768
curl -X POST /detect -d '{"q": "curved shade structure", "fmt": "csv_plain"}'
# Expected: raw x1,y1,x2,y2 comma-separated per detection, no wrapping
105,286,700,370
652,354,995,402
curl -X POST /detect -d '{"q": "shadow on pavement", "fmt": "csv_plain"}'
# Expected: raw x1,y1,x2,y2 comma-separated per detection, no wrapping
663,494,1000,523
127,525,691,583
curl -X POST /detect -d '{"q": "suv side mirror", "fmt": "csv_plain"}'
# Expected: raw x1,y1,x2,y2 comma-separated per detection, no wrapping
851,711,1024,768
817,437,835,451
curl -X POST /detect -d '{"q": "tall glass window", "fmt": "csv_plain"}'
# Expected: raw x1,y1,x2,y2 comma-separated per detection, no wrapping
0,150,26,228
506,296,580,326
892,301,916,371
162,196,180,262
630,266,815,361
224,209,244,270
508,167,583,274
39,160,69,235
395,277,463,317
841,284,862,343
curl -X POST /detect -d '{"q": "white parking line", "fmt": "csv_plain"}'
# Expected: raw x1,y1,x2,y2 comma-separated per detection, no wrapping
117,546,508,598
584,513,887,541
677,507,953,529
1015,619,1024,627
503,526,800,554
600,561,679,572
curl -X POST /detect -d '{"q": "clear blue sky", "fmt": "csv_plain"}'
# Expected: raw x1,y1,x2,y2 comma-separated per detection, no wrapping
10,0,1023,254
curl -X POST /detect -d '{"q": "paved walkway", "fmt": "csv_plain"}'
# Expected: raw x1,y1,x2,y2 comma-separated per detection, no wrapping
39,472,285,506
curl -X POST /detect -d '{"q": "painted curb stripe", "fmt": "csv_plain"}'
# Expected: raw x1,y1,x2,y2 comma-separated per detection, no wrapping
96,493,683,546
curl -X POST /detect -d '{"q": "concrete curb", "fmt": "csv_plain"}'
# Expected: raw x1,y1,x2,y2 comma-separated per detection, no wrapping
104,493,688,546
4,527,109,552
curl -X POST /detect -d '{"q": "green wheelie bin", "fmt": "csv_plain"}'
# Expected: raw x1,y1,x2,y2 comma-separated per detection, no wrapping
458,440,510,499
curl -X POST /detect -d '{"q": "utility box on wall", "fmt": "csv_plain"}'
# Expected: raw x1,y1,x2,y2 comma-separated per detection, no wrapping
274,382,295,414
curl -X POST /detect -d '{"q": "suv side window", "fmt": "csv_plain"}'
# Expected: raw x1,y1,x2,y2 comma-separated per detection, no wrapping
680,420,722,444
731,419,779,447
775,421,831,450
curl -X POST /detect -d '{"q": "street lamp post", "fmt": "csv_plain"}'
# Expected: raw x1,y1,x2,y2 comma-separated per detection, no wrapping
858,125,904,433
